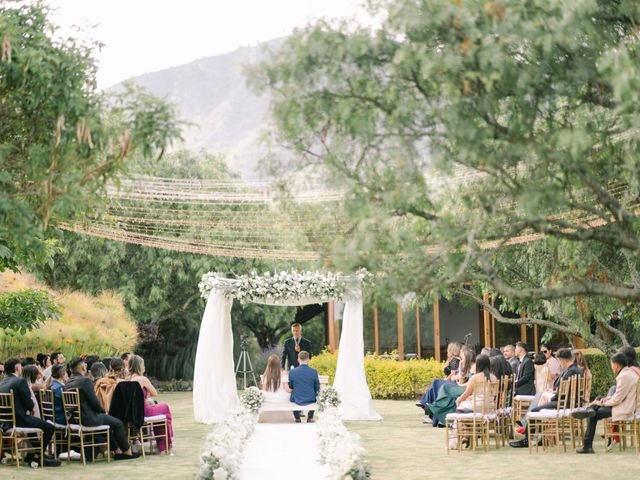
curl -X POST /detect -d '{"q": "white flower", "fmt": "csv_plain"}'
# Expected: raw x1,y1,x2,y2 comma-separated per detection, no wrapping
212,468,228,480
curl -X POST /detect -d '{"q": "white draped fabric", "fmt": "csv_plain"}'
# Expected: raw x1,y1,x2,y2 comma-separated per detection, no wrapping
193,289,238,423
193,286,380,423
333,297,382,421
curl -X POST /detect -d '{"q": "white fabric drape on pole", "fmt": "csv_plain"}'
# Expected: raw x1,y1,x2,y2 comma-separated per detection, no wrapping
193,289,238,423
333,295,382,421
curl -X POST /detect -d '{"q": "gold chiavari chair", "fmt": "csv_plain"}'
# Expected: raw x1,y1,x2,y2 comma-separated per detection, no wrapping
61,390,111,465
526,378,571,453
39,389,67,457
0,391,43,467
495,375,513,446
446,380,500,453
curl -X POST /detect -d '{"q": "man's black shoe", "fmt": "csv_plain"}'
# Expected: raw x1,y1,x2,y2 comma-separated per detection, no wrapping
114,453,140,461
576,446,595,454
515,420,523,427
42,456,62,467
307,419,315,423
295,418,302,423
509,438,528,448
572,408,596,420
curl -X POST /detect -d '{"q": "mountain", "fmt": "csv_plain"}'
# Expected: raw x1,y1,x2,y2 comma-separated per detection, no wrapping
121,39,284,180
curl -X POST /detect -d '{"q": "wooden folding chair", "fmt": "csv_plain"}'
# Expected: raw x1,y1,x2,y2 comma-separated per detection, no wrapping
495,375,513,446
526,378,571,453
0,391,44,467
61,389,111,465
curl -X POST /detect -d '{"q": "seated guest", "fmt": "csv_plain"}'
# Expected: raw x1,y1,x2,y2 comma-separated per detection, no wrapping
572,349,592,381
425,346,476,427
541,343,561,382
120,353,131,375
22,365,43,419
283,351,319,423
0,358,60,466
102,357,113,371
46,364,68,425
83,355,100,374
455,354,498,411
65,357,139,460
43,351,65,381
128,355,174,453
417,342,461,411
504,344,519,373
489,348,513,377
533,352,552,394
514,342,536,395
573,352,640,453
95,357,125,412
90,362,107,381
511,348,582,447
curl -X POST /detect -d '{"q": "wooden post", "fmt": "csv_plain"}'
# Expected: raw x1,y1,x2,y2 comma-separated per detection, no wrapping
434,298,441,361
520,311,527,344
534,324,539,351
416,305,421,359
397,303,404,361
483,292,491,348
373,307,379,356
328,301,336,353
491,295,496,348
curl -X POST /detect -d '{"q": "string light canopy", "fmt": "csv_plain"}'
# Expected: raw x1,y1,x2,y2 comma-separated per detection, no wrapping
59,172,633,261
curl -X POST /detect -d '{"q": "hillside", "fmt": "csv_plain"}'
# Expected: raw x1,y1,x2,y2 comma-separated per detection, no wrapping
122,39,284,179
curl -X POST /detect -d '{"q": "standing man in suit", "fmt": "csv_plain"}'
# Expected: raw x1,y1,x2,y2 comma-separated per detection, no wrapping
64,357,139,460
280,323,312,370
514,342,536,395
284,351,320,423
0,358,60,466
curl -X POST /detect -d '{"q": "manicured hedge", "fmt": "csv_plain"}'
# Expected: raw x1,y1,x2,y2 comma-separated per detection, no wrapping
309,351,443,400
581,349,615,398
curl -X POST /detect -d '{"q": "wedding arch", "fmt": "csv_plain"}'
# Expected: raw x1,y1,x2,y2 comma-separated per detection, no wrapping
193,270,381,423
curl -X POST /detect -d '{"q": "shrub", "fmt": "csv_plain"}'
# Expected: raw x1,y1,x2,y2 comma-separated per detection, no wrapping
310,350,444,400
0,271,137,359
580,348,640,398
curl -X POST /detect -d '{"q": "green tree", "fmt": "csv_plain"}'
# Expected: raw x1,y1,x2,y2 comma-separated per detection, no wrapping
0,2,181,271
251,0,640,352
0,289,60,332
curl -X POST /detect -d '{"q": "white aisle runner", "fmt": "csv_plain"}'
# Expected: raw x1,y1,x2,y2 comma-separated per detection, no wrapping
239,424,330,480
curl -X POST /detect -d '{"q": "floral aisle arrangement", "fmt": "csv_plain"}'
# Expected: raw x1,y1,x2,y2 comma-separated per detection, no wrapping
239,386,263,413
198,269,370,303
317,385,341,412
197,389,263,480
317,405,370,479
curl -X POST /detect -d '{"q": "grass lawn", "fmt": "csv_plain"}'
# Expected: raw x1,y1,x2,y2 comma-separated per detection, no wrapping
3,393,639,479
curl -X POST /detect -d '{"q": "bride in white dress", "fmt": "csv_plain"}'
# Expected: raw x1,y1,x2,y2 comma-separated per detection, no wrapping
258,354,294,423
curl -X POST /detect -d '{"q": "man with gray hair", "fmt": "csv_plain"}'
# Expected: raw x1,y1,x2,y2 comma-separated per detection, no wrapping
504,344,519,373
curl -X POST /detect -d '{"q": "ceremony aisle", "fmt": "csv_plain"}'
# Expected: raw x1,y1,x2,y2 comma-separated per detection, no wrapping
238,424,330,480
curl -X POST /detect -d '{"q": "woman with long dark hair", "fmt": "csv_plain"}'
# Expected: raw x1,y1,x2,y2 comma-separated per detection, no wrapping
455,354,498,411
259,354,293,423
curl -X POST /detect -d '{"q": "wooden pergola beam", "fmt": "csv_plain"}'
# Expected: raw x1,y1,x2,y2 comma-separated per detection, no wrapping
397,303,404,361
434,298,441,362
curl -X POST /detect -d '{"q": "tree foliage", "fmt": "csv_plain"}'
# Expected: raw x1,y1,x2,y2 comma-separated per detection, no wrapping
0,2,181,271
0,288,60,333
252,0,640,351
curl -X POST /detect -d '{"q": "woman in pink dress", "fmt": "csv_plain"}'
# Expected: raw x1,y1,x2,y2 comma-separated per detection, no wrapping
127,355,173,453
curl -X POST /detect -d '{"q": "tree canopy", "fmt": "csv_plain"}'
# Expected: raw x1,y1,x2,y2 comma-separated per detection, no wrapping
0,2,181,272
252,0,640,351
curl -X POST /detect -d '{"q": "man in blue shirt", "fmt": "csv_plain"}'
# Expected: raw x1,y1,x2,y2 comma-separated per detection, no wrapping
285,351,320,423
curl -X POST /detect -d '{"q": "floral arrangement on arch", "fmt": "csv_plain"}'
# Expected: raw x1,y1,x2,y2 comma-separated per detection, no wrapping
198,269,370,304
239,386,263,414
317,385,341,412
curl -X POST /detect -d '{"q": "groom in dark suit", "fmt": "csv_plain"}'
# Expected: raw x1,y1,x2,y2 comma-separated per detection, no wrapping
514,341,536,395
285,351,320,423
280,323,312,370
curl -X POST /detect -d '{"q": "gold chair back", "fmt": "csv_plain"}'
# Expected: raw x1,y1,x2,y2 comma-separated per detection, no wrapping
39,389,56,424
0,391,17,426
61,389,82,425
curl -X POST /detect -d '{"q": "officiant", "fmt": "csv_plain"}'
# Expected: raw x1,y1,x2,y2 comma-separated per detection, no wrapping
281,323,312,370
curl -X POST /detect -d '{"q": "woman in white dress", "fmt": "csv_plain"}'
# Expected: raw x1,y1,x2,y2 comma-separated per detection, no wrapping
258,354,294,423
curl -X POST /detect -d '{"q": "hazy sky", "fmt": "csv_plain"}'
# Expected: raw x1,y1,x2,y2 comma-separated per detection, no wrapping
47,0,368,88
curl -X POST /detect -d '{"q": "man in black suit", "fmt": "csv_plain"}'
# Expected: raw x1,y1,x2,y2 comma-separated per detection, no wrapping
64,357,139,460
281,323,312,370
514,342,536,395
0,358,60,466
510,347,582,448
